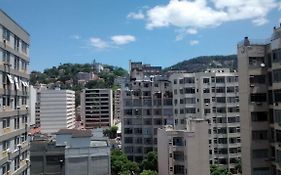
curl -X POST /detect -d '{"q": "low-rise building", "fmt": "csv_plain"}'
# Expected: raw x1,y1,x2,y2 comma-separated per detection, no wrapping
157,119,209,175
30,129,111,175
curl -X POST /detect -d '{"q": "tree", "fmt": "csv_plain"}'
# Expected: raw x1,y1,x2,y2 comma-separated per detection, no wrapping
111,149,140,175
140,170,158,175
141,152,158,172
210,165,232,175
103,126,118,139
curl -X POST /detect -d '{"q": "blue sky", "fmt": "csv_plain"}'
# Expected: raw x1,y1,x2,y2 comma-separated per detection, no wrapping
1,0,281,71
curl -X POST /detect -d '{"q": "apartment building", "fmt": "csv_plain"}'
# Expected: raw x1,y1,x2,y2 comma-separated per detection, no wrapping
80,89,113,129
122,76,173,162
169,69,241,173
113,89,122,123
40,89,76,134
129,61,162,80
238,25,281,175
0,10,30,175
158,119,209,175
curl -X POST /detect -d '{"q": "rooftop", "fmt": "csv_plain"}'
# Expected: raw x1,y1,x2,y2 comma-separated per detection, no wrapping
56,129,92,138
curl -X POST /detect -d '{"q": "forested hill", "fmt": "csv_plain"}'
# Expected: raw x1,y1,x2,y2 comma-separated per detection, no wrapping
165,55,237,72
30,63,128,90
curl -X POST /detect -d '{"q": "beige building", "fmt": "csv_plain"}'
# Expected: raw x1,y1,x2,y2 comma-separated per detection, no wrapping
169,69,241,173
0,10,30,175
80,89,113,129
238,26,281,174
157,119,209,175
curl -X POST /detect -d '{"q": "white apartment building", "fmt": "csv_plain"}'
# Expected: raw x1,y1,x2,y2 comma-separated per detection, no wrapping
158,119,209,175
169,69,241,173
40,90,75,134
80,89,113,129
0,10,30,175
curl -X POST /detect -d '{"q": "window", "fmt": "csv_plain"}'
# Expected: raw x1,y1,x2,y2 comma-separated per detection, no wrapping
249,57,265,66
275,110,281,123
14,156,20,171
14,36,20,51
216,97,226,103
184,77,195,83
216,87,225,93
203,88,210,93
227,76,238,83
14,117,19,129
203,78,209,83
274,90,281,102
2,118,10,128
253,149,268,158
174,165,185,174
14,136,20,149
250,75,266,84
173,137,184,146
273,49,281,63
216,76,225,83
2,27,10,41
185,108,196,114
2,163,10,175
204,99,210,103
3,140,10,150
251,93,267,102
252,130,268,140
173,79,177,84
252,112,267,122
184,87,195,94
21,41,28,54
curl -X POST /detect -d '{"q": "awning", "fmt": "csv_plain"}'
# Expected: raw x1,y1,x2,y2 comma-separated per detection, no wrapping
21,80,28,87
7,74,14,83
14,77,19,90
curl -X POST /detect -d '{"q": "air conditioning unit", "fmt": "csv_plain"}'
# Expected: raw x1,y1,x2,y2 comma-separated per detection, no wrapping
250,84,255,87
16,106,20,109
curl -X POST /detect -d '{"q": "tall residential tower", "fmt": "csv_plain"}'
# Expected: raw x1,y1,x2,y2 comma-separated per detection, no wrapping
0,10,30,175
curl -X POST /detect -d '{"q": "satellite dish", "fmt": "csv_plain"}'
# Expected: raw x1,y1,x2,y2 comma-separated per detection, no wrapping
260,63,265,68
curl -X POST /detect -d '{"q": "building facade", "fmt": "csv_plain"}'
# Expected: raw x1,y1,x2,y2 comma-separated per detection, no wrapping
113,89,122,124
30,129,111,175
80,89,113,129
39,89,76,134
157,119,209,175
169,69,241,173
0,10,30,175
122,76,173,162
238,26,281,175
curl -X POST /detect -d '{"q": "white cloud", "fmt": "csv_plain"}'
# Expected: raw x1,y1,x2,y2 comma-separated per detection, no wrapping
89,37,109,49
144,0,278,30
111,35,136,45
186,28,198,34
252,18,268,26
279,18,281,23
279,2,281,10
127,11,145,20
189,40,199,46
70,34,80,40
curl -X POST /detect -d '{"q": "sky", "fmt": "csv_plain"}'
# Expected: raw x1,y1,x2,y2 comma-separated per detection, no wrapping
1,0,281,71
